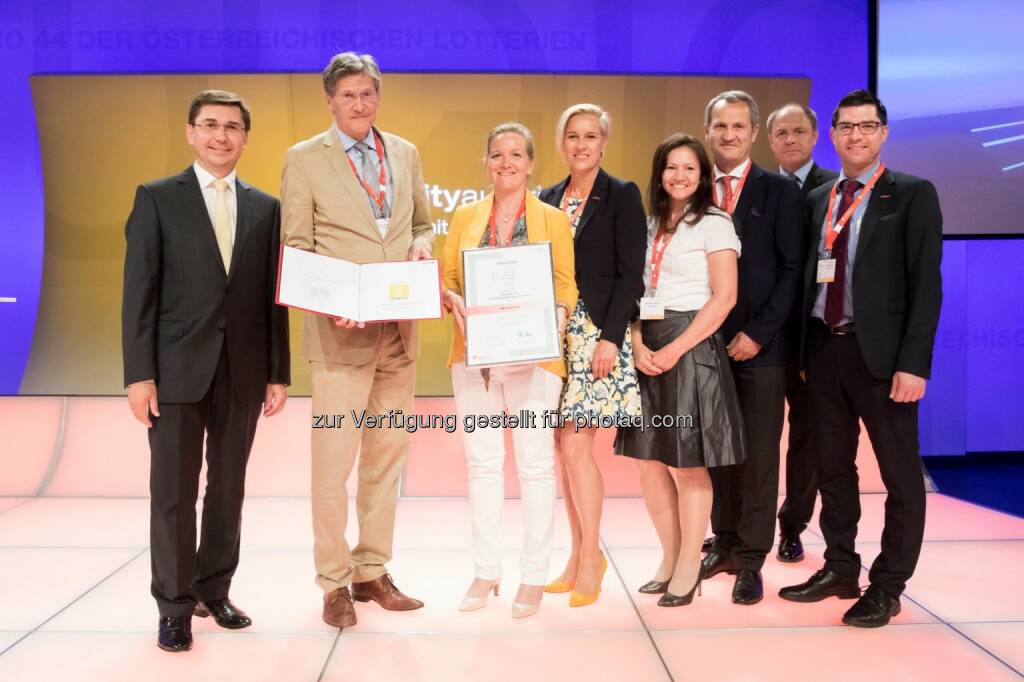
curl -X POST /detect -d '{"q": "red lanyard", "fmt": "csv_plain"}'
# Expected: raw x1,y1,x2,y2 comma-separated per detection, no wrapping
649,227,675,294
346,130,388,213
712,161,752,215
559,182,589,226
823,163,886,253
487,197,526,247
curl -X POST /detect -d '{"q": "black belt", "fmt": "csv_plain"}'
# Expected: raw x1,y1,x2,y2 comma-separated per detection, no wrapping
828,322,856,335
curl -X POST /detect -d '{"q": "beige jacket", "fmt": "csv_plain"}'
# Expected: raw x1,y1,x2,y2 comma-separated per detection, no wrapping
281,127,433,364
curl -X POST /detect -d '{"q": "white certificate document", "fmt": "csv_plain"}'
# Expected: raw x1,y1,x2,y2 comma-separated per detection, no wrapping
462,242,560,368
276,245,442,322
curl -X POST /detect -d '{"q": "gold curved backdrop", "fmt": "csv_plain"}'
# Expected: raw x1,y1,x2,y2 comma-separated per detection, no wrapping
23,72,808,396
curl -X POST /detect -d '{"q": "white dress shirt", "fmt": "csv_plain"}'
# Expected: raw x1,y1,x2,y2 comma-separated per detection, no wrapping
713,157,751,202
193,161,238,241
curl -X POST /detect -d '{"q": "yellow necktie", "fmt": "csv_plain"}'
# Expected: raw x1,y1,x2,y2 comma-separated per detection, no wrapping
211,178,233,273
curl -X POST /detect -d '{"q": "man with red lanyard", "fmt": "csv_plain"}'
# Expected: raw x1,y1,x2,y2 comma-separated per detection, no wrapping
780,89,942,628
281,52,433,629
700,91,804,606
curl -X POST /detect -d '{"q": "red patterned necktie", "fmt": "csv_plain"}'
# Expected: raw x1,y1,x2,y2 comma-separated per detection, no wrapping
824,179,863,328
719,176,734,212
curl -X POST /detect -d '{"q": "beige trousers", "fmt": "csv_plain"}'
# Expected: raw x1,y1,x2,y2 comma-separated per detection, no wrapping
310,323,415,592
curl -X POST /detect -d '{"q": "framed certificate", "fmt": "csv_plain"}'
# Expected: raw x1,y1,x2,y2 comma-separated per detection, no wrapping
462,242,561,368
276,245,442,322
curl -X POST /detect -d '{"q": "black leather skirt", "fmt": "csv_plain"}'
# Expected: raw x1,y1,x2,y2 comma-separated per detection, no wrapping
614,310,746,469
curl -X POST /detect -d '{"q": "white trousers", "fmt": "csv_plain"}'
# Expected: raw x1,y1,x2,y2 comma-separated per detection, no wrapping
451,363,561,585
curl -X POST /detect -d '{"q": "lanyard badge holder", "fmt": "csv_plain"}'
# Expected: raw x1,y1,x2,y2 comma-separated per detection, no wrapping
816,163,886,284
640,228,673,320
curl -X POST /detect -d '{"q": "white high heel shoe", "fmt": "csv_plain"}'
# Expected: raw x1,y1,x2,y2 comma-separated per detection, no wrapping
459,581,500,612
511,585,542,619
511,600,540,619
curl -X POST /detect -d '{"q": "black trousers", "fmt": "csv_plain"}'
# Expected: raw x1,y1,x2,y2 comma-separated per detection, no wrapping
710,364,787,571
148,344,262,618
776,360,819,535
805,322,926,597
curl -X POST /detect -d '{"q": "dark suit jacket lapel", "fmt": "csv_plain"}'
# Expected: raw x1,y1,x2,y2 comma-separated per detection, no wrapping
854,169,895,265
802,164,820,197
575,168,609,240
228,179,254,282
732,162,762,238
177,166,226,277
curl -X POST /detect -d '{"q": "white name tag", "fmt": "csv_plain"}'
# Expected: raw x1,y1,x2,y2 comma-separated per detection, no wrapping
639,297,665,320
817,258,837,283
375,217,390,236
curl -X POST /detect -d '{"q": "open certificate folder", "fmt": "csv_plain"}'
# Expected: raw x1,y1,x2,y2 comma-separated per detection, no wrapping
276,245,442,322
462,242,561,368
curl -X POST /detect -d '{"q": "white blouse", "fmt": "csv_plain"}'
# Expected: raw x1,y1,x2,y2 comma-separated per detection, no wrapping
642,210,741,312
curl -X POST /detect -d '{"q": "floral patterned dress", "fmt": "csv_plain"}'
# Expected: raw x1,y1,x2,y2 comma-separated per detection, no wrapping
559,196,642,424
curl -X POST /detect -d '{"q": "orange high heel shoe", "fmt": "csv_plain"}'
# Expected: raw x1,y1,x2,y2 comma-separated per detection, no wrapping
569,553,608,608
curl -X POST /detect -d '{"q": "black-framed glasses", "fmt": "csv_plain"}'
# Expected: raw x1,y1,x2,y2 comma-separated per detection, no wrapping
835,121,882,136
191,121,247,136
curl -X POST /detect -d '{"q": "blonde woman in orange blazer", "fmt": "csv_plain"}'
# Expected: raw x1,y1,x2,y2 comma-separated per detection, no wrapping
442,122,577,619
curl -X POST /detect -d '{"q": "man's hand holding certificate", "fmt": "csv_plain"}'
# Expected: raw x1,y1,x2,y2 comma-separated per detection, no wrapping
462,242,561,368
276,245,442,323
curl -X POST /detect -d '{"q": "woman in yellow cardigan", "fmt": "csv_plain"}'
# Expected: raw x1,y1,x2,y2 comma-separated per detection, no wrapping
442,122,577,619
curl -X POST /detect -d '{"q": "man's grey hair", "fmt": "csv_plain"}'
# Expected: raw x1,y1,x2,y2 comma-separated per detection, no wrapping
704,90,760,128
323,52,382,96
766,103,819,134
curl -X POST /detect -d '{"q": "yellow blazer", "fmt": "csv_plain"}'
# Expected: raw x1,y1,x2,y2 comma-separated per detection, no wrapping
442,192,577,378
281,127,434,365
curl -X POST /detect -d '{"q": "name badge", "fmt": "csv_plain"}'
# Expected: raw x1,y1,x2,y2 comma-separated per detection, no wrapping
375,217,390,236
816,258,837,283
639,297,665,320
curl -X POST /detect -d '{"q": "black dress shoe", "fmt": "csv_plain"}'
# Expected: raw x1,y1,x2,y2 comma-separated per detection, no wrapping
701,549,738,579
778,569,861,603
157,616,192,652
701,537,714,554
732,569,763,605
638,579,669,594
842,585,901,628
776,532,805,563
658,563,706,607
194,598,252,629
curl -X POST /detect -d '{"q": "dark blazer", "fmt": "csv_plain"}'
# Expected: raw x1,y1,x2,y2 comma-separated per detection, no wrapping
539,168,647,347
720,162,804,367
801,162,839,197
783,162,839,359
802,167,943,380
122,166,290,403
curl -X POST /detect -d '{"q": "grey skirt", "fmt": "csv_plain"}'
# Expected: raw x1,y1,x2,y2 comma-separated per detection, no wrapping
614,310,746,469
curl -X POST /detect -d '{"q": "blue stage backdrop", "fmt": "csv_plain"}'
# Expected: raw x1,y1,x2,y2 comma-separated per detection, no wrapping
0,0,868,398
879,0,1024,454
11,1,1018,456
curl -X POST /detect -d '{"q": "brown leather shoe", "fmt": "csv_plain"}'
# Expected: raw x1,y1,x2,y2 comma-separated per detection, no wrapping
323,587,357,628
351,574,424,611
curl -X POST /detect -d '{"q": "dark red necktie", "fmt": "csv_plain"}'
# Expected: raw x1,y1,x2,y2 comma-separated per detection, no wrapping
824,179,863,328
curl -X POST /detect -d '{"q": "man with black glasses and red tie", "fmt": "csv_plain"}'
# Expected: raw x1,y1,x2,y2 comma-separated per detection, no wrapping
779,90,943,628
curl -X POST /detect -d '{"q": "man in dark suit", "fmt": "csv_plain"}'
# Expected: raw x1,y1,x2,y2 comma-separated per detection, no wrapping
779,89,942,628
766,103,839,562
122,90,290,652
701,91,804,605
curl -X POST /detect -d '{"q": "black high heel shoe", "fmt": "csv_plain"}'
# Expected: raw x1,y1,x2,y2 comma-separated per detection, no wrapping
638,579,669,594
657,562,706,607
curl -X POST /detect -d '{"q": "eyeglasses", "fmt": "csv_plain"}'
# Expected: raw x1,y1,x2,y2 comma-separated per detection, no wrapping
191,121,247,136
835,121,882,136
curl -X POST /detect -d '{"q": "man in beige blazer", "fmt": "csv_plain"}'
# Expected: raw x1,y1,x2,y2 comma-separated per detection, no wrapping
281,52,433,628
